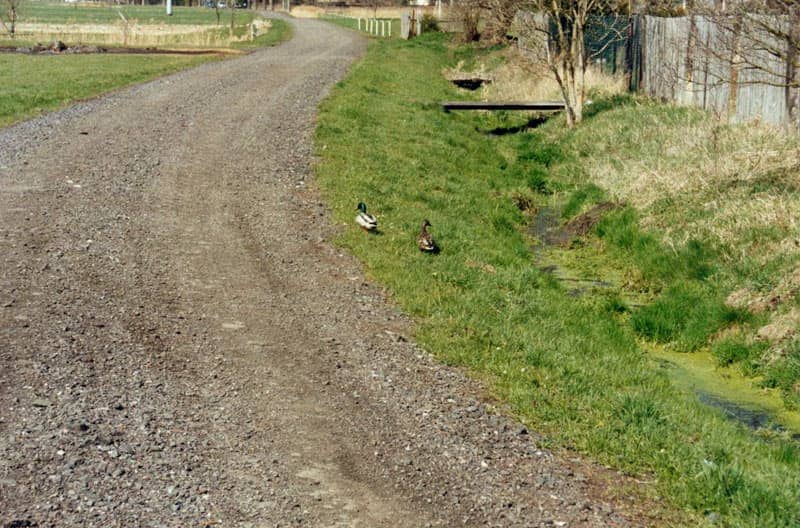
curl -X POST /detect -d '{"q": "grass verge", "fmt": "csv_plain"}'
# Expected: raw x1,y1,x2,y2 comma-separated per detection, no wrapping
0,53,215,127
314,34,800,527
232,17,290,49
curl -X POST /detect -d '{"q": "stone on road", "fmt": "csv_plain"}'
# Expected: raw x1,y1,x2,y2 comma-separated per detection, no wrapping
0,16,653,528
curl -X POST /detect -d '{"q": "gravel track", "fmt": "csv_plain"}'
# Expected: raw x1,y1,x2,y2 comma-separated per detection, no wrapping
0,17,655,527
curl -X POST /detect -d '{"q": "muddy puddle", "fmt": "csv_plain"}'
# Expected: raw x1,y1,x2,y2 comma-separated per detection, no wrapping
530,206,571,249
530,205,617,297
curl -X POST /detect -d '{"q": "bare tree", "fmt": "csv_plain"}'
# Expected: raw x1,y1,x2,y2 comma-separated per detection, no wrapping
477,0,522,43
518,0,628,126
453,0,481,41
0,0,22,38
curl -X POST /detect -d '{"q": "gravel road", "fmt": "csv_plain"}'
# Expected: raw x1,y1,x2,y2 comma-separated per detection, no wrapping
0,17,655,528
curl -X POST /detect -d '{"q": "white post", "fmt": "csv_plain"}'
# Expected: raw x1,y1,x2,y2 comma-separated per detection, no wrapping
388,20,392,37
357,18,362,31
166,0,172,16
380,20,385,37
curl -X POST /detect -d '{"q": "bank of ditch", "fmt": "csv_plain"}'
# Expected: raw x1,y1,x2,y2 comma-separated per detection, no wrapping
314,33,800,527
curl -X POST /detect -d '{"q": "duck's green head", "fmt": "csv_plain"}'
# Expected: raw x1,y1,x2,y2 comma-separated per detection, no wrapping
357,202,367,213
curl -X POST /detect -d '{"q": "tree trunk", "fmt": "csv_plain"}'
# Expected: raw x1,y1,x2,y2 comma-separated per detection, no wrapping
787,11,800,129
726,14,742,119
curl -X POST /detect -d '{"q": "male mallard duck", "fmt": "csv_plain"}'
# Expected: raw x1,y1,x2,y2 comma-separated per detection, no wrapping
417,219,438,253
355,202,378,232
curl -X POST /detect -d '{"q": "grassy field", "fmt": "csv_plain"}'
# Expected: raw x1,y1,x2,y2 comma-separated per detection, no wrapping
0,53,214,127
11,1,255,25
314,34,800,527
0,1,288,48
0,12,290,128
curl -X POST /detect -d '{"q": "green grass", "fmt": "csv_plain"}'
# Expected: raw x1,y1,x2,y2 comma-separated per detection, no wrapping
0,53,215,127
314,34,800,527
0,12,290,128
13,1,254,25
230,17,291,49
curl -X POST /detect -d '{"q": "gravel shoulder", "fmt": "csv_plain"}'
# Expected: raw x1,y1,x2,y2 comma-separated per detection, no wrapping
0,17,658,527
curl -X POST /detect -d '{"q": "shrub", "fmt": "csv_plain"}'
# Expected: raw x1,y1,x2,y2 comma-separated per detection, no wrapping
420,14,439,33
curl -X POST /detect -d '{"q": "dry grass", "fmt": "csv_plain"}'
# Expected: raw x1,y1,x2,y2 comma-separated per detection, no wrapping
292,5,440,19
479,48,627,102
13,19,271,47
578,107,800,263
461,46,800,270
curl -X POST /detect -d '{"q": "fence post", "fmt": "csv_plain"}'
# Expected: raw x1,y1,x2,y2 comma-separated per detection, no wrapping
401,12,410,39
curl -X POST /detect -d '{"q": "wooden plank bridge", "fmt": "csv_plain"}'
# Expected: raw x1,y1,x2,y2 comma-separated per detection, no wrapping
442,101,567,112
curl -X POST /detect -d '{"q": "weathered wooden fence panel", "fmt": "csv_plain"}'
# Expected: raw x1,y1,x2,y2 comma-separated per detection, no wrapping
640,15,791,125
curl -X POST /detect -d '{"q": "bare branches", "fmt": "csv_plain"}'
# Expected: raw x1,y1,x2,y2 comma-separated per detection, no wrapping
476,0,522,43
453,0,481,42
0,0,22,37
517,0,628,125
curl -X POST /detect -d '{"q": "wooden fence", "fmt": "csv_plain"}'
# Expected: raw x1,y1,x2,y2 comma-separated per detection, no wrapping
516,12,798,127
636,15,798,126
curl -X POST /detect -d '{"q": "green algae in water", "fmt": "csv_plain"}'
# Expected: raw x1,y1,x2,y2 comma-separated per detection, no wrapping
650,344,800,437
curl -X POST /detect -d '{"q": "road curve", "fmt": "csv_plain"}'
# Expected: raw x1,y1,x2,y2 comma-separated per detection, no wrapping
0,17,652,527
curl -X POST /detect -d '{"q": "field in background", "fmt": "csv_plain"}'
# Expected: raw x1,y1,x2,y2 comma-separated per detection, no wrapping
315,33,800,527
1,2,276,48
292,4,440,20
12,1,255,25
0,3,291,127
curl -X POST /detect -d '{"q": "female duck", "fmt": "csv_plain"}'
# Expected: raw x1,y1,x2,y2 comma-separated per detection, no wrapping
417,219,438,253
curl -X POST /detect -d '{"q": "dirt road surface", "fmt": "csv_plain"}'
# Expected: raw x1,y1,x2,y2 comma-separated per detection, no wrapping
0,17,653,528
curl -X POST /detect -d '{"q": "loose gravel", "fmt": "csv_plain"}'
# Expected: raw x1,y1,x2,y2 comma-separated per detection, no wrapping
1,16,658,527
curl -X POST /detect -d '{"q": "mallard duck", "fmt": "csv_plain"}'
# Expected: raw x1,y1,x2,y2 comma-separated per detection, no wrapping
355,202,378,232
417,219,438,253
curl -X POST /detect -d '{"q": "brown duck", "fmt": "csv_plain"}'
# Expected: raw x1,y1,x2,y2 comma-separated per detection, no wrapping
417,219,438,253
